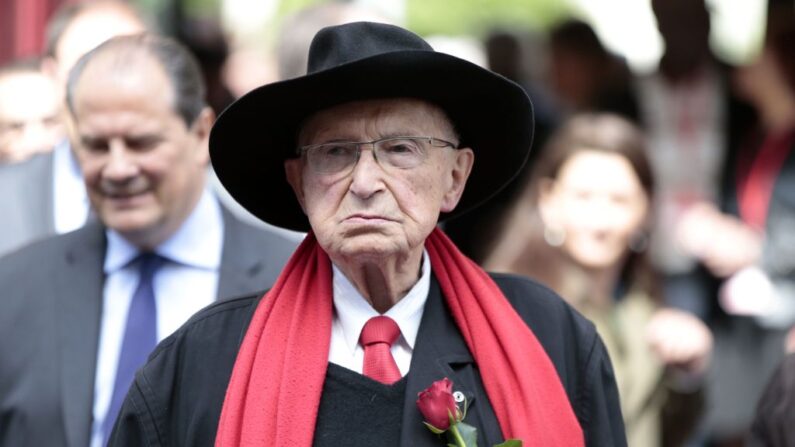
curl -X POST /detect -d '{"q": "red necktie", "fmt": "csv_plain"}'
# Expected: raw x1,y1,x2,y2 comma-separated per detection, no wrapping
360,316,402,384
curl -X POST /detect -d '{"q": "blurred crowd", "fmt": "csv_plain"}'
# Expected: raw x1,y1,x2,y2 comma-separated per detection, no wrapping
0,0,793,446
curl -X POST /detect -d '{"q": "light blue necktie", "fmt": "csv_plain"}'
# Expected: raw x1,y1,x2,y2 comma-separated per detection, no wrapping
102,252,164,444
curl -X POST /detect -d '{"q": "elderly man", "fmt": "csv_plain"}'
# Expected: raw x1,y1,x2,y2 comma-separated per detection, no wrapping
0,35,298,447
109,23,626,446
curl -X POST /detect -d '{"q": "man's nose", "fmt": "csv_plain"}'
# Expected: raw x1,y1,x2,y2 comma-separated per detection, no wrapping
103,141,139,180
348,145,385,199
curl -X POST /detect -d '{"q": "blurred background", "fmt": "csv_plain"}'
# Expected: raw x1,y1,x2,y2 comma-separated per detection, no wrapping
1,0,794,446
0,0,769,86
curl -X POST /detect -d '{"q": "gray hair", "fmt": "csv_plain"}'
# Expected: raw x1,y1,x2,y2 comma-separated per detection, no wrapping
66,34,207,127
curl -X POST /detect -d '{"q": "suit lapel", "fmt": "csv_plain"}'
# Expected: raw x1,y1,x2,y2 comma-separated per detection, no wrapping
400,277,502,447
56,223,106,447
216,208,267,300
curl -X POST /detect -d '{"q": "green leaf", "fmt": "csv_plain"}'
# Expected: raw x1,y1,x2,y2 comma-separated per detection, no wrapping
456,422,479,447
494,439,523,447
424,422,446,435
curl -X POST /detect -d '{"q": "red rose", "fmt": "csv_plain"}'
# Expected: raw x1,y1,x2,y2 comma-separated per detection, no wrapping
416,378,461,431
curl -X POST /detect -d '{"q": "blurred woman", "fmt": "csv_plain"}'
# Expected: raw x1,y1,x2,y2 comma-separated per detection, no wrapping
486,113,712,447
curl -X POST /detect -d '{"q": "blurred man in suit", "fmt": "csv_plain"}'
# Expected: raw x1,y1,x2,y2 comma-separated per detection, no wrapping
0,0,146,256
0,34,298,447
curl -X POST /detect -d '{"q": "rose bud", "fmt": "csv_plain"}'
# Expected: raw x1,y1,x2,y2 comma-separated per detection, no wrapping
416,378,461,431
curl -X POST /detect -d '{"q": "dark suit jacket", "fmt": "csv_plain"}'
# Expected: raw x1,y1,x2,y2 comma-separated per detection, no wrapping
0,209,299,447
108,274,627,446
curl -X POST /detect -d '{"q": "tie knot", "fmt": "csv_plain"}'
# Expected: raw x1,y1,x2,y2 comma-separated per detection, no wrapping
360,316,401,347
135,252,166,280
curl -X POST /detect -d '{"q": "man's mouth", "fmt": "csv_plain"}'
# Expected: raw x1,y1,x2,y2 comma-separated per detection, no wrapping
102,187,151,206
344,213,396,224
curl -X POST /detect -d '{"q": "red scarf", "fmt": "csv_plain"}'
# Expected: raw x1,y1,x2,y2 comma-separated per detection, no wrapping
215,229,583,446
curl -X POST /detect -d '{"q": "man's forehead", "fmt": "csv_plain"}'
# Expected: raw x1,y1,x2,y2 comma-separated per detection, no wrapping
74,52,174,111
299,98,454,141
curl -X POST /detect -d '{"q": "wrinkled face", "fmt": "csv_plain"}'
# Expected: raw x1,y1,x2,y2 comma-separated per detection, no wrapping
0,71,63,162
540,150,649,270
285,98,474,264
71,57,210,249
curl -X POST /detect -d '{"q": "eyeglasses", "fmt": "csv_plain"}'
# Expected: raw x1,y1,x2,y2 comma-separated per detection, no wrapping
297,136,457,175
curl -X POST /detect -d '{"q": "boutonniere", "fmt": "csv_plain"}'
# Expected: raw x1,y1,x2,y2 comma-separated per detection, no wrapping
416,378,522,447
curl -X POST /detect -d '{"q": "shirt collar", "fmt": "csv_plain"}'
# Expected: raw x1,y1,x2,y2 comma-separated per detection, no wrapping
104,188,224,273
332,250,430,355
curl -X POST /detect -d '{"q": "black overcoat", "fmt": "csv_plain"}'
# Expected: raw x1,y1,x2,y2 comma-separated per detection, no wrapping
109,273,627,446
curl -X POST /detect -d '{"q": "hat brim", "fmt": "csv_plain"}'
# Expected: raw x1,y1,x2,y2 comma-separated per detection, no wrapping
210,50,533,232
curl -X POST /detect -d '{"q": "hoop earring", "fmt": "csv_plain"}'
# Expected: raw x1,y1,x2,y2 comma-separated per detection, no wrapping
628,231,649,253
544,225,566,247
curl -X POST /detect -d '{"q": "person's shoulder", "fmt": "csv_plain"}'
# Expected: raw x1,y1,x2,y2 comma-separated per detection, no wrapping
220,206,302,255
488,272,601,389
489,272,596,337
489,272,626,443
148,292,264,362
0,151,53,178
0,223,99,275
125,293,267,444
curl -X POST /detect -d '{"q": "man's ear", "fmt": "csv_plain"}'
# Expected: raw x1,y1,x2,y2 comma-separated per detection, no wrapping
440,148,474,213
191,106,215,166
284,158,307,213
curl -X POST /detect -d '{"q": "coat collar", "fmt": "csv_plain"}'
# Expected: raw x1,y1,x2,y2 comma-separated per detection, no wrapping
399,275,502,447
217,206,274,299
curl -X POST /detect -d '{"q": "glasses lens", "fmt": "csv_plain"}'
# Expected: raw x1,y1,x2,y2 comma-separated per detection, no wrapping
376,138,426,169
307,143,357,173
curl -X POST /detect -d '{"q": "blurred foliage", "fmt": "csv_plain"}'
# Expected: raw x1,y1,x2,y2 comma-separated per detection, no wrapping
273,0,572,37
133,0,577,40
406,0,573,37
277,0,323,16
180,0,222,17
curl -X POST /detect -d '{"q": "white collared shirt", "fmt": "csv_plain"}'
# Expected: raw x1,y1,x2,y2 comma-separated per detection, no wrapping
328,250,430,377
52,140,90,234
90,189,224,447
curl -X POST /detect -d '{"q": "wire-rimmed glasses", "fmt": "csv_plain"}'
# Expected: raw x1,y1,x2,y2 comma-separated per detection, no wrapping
297,136,457,175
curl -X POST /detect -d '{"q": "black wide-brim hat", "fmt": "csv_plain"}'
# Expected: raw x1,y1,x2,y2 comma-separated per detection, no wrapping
210,21,534,232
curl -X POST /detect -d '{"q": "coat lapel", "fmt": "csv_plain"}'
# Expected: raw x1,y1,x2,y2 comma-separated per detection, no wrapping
56,223,106,447
216,208,268,300
400,277,502,447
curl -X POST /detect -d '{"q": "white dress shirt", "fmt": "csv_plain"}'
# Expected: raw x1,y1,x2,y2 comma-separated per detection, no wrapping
328,250,430,377
89,189,224,447
52,140,90,234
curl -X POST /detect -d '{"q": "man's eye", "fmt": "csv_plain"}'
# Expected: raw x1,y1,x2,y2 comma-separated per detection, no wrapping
382,141,419,154
81,139,108,152
319,145,353,157
126,137,160,151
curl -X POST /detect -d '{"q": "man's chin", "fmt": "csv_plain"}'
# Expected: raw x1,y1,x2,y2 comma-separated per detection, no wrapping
101,211,159,236
323,232,398,256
